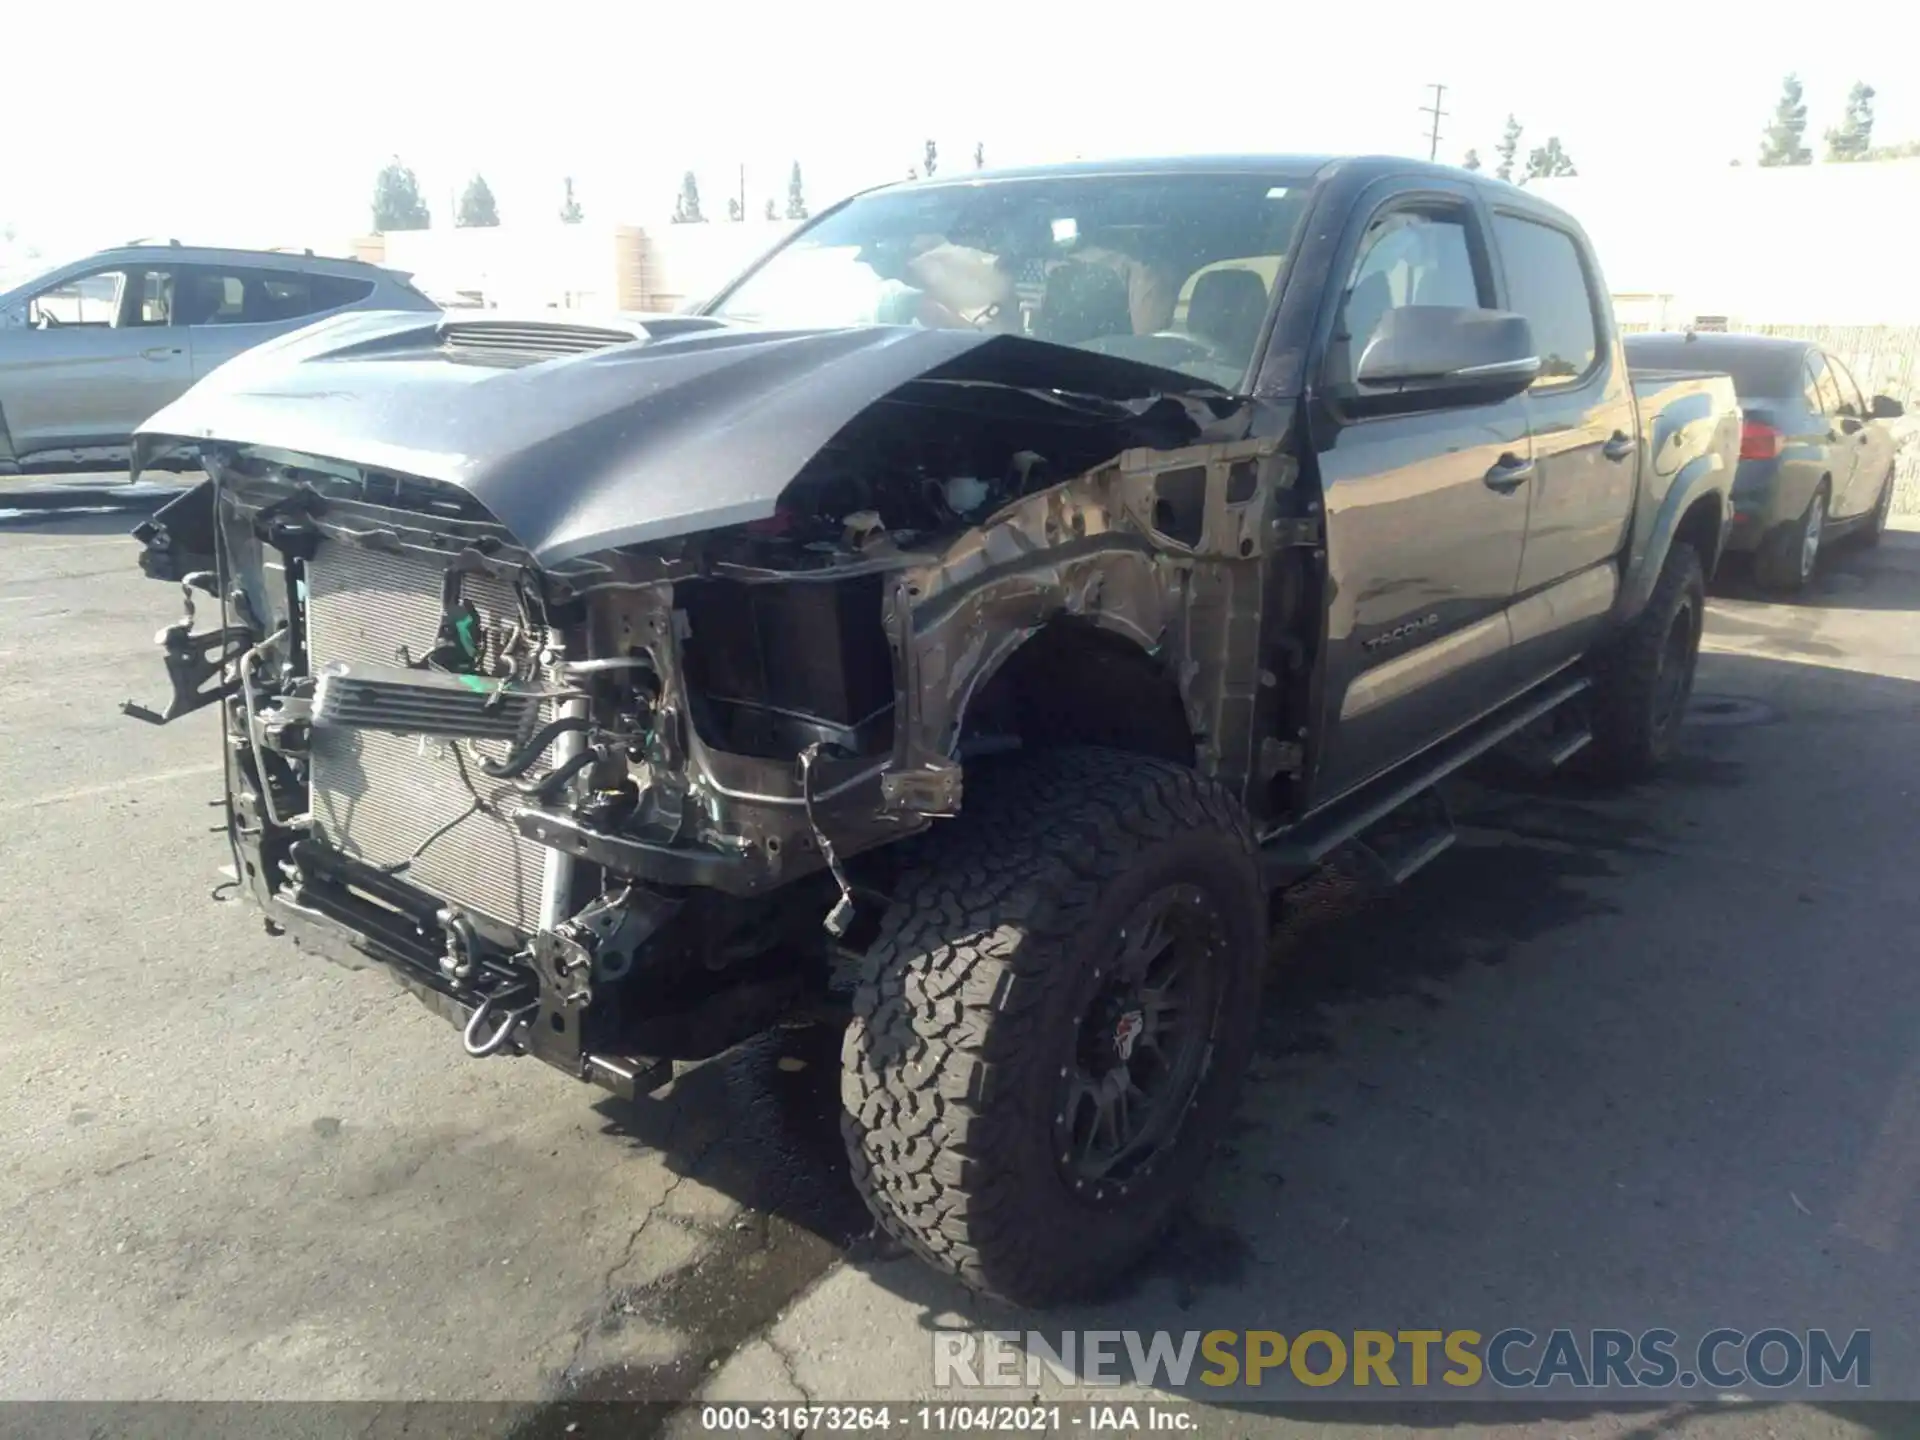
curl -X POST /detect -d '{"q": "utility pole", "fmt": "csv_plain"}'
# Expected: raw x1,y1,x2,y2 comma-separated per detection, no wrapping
1420,83,1449,161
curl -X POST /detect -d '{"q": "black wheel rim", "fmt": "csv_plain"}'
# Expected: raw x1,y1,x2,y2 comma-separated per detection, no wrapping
1053,882,1226,1203
1651,599,1697,734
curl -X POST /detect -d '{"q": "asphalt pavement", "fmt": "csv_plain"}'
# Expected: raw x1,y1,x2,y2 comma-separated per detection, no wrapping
2,505,1918,1438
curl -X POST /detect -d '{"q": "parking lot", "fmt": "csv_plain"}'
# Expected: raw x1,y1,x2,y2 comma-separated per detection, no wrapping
3,499,1919,1436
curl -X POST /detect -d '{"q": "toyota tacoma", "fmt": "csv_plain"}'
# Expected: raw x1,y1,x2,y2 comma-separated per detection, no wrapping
126,155,1739,1306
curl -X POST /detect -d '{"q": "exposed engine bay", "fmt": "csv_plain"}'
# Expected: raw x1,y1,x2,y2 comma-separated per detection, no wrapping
127,319,1320,1096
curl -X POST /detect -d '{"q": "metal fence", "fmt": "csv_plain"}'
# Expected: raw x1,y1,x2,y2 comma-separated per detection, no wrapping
1619,320,1920,514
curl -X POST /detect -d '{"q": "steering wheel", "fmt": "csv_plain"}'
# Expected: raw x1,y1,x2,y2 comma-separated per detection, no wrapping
1144,330,1237,368
1079,329,1237,373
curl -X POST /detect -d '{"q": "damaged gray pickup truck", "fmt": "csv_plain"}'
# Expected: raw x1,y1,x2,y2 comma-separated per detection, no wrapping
127,155,1739,1306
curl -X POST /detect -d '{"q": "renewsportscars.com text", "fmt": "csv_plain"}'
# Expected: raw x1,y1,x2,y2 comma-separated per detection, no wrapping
934,1328,1871,1392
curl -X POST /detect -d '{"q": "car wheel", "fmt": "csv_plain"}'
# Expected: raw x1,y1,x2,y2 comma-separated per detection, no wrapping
1586,542,1705,783
1755,483,1827,591
1862,467,1894,548
841,747,1265,1307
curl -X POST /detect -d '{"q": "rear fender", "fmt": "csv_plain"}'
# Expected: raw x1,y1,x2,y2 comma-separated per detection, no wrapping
1616,452,1729,625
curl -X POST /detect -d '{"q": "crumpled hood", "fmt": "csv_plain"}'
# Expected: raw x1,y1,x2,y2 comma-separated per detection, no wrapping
134,309,1238,566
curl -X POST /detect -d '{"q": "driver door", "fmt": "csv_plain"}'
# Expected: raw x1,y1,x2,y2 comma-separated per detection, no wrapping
0,266,189,460
1307,185,1532,801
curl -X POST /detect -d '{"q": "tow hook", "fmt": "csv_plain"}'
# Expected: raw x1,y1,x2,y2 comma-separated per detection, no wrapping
462,983,540,1058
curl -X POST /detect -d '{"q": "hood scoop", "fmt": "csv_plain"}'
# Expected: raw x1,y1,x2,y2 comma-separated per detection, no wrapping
441,320,641,364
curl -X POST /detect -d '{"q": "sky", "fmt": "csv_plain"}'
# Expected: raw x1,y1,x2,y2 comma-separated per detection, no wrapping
3,0,1917,267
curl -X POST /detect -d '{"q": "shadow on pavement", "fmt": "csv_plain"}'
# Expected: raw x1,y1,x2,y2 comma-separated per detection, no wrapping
1712,528,1920,614
0,508,153,539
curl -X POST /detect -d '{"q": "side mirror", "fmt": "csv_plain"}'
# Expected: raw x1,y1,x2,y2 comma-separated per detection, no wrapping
0,304,25,330
1870,394,1905,421
1352,306,1540,409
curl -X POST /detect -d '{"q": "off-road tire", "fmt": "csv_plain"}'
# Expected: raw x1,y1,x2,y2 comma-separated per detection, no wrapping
1755,482,1828,591
1586,542,1705,783
840,748,1265,1307
1862,467,1895,548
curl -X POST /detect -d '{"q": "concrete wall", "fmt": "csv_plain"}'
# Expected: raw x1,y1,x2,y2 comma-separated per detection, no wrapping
355,218,801,315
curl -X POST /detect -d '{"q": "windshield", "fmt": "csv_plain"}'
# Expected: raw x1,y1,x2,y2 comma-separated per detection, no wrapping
708,171,1313,390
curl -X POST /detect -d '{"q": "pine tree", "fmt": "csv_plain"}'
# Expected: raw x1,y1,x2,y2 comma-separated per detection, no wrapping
559,177,584,224
973,141,985,169
1759,75,1813,166
371,157,431,232
764,198,778,220
1494,116,1522,182
785,161,808,220
672,171,705,224
923,140,938,177
456,174,500,227
1523,137,1577,182
1462,148,1482,172
1824,82,1876,162
727,196,743,222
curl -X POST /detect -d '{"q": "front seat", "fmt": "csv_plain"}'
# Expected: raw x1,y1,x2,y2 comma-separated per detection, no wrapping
1185,267,1268,362
1035,261,1133,347
174,275,228,326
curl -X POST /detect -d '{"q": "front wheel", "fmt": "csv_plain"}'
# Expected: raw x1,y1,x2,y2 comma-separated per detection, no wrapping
1862,467,1895,548
840,748,1265,1307
1586,542,1705,782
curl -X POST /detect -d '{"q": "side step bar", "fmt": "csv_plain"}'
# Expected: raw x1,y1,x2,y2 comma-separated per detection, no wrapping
1259,673,1591,888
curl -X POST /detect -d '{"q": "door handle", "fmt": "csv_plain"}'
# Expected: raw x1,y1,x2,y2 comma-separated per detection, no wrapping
1484,454,1534,492
141,345,182,361
1602,431,1635,462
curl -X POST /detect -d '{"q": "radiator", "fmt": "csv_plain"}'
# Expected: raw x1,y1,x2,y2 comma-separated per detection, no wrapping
305,540,551,932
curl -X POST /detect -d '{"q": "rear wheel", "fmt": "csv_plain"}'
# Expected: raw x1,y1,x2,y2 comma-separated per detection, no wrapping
1586,542,1705,782
840,748,1265,1306
1755,483,1827,591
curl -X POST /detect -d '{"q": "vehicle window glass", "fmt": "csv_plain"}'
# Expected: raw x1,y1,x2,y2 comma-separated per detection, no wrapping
27,269,125,328
129,270,174,326
1334,209,1482,379
1828,354,1868,417
1805,354,1842,416
709,171,1312,388
177,268,249,326
257,270,375,321
1492,215,1599,385
1801,358,1825,412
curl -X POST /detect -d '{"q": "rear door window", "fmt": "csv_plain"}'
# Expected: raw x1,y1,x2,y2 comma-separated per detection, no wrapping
1828,354,1868,418
1492,214,1600,385
177,268,248,325
1804,353,1842,416
175,265,375,326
